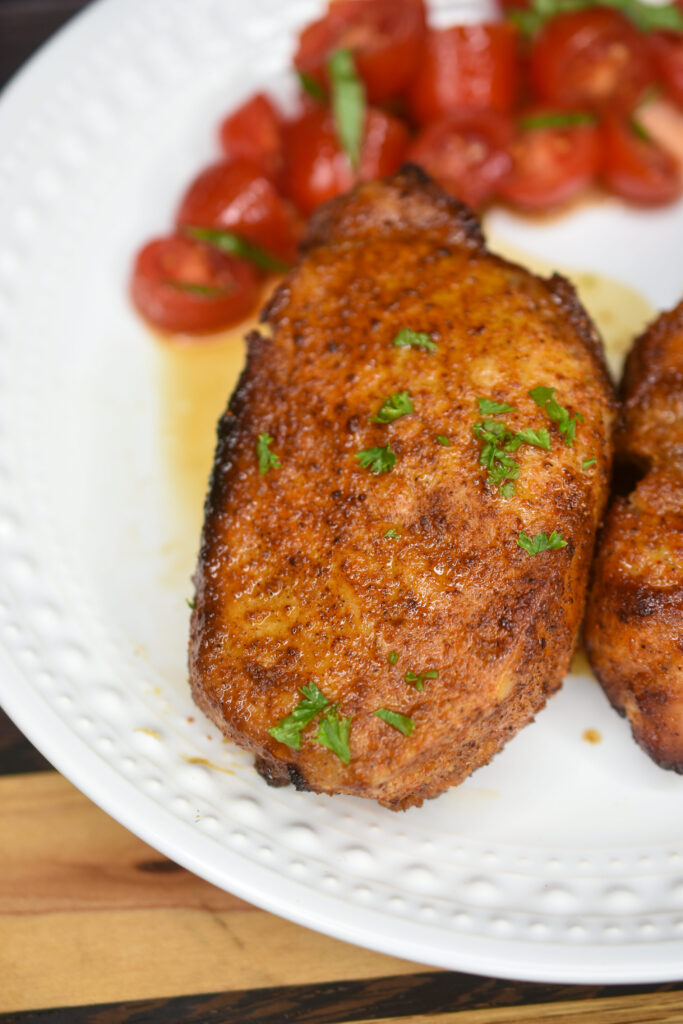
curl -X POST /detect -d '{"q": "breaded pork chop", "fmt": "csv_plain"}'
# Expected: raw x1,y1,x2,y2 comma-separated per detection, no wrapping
189,167,614,809
585,302,683,771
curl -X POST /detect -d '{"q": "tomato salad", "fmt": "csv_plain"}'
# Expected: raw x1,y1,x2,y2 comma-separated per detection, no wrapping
131,0,683,335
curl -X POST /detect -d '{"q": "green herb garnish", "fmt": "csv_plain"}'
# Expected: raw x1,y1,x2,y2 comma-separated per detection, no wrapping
405,668,438,692
315,706,352,764
582,457,597,470
257,433,281,475
392,328,438,353
529,386,584,447
355,445,396,474
517,530,568,556
631,118,651,142
374,708,415,737
384,528,401,539
436,435,451,446
477,398,516,415
268,682,330,749
328,48,365,170
186,597,196,610
370,391,414,424
388,651,399,665
184,226,289,273
520,111,596,132
508,0,683,36
298,70,326,102
166,280,230,297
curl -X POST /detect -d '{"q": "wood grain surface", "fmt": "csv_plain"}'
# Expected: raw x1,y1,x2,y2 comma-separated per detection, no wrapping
2,3,683,1022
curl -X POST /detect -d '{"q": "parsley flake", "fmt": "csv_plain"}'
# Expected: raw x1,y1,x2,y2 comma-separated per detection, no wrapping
355,445,396,474
582,457,597,471
257,433,281,475
392,328,438,353
328,48,365,170
517,530,568,556
370,391,414,423
529,386,584,447
374,708,414,737
315,706,352,764
405,668,438,692
388,651,399,665
384,528,401,539
268,682,330,749
436,435,451,446
477,397,516,415
186,597,196,610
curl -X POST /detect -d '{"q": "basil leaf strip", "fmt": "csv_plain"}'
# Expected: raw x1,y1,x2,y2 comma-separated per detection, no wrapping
328,48,365,170
184,226,289,273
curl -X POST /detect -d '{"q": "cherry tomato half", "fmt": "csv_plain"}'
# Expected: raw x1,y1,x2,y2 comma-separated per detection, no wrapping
530,8,655,111
498,111,602,209
131,236,260,335
218,93,284,184
175,159,301,265
408,24,520,124
282,106,409,215
406,111,512,210
294,0,426,103
650,32,683,108
600,113,681,204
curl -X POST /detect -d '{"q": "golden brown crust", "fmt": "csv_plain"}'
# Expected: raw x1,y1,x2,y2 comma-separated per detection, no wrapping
190,170,614,809
585,301,683,772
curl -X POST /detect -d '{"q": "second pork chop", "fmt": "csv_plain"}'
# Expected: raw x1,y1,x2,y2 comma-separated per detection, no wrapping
189,167,615,809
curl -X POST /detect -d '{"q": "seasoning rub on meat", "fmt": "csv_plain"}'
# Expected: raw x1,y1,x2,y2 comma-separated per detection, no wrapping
189,167,615,809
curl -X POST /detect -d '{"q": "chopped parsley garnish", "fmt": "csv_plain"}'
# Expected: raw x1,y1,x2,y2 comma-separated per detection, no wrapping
436,435,451,446
384,528,401,539
392,328,438,353
374,708,414,737
184,226,289,273
517,530,568,556
520,111,596,132
388,651,399,665
477,397,516,415
582,457,597,471
268,682,330,749
405,668,438,692
513,427,551,451
257,433,281,475
328,48,365,170
507,0,683,36
370,391,414,423
315,706,352,764
355,444,396,474
186,597,196,610
529,386,584,447
298,70,325,102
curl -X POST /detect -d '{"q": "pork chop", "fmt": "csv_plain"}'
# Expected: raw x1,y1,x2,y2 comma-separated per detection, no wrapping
189,167,615,809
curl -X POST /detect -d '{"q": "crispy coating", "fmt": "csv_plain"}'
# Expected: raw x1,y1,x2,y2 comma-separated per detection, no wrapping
585,301,683,771
189,167,614,809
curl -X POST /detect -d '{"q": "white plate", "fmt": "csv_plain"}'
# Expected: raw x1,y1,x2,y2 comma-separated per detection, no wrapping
1,0,683,985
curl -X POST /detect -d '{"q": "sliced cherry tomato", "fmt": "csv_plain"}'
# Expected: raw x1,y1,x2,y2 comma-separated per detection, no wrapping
218,93,284,184
600,113,681,204
408,24,520,124
294,0,426,104
175,159,301,265
282,106,409,215
650,32,683,107
131,236,260,335
405,111,512,209
530,8,655,111
498,111,602,209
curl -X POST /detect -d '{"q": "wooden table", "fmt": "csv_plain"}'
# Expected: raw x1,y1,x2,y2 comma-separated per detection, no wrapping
2,3,683,1021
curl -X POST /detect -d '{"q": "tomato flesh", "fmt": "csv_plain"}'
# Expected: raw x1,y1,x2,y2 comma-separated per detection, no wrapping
218,93,284,184
650,32,683,108
282,107,409,215
498,112,602,209
600,113,682,205
175,159,301,265
408,24,520,124
530,8,655,111
294,0,426,103
131,236,260,335
406,111,512,210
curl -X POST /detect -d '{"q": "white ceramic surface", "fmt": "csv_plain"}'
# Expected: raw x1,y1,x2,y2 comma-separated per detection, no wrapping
1,0,683,984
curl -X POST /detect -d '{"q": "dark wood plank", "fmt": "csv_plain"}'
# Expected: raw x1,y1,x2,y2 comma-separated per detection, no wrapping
0,0,92,89
0,710,52,774
1,973,683,1024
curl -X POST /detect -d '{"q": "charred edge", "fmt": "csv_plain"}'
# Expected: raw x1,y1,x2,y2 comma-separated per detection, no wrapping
621,297,683,409
546,272,615,398
615,578,683,622
397,163,486,248
254,756,291,788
